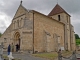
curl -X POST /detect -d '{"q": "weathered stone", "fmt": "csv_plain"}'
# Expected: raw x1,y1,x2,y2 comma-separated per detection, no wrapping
0,2,76,53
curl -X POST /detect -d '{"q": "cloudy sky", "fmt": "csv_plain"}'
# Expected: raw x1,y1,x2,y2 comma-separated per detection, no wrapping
0,0,80,36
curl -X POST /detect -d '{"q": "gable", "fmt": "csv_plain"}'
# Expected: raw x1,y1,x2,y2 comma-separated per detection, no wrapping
13,5,27,19
48,4,70,16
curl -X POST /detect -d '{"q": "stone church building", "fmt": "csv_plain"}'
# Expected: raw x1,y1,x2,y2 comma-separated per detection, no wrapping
0,1,76,53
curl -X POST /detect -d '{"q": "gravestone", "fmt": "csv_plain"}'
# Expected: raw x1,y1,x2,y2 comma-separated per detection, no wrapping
0,43,3,60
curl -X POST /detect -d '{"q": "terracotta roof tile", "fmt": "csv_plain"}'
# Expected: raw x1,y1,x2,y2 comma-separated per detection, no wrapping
48,4,70,16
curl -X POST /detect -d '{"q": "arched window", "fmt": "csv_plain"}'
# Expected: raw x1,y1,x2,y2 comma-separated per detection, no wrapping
20,18,23,27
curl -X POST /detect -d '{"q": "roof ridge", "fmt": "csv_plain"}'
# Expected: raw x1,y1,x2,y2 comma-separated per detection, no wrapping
48,4,70,16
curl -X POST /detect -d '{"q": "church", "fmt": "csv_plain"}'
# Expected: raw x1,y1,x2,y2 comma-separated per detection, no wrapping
0,1,76,53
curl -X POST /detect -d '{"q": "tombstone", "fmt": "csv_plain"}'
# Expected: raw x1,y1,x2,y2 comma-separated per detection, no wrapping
71,51,77,60
58,49,62,60
8,52,14,60
0,43,4,60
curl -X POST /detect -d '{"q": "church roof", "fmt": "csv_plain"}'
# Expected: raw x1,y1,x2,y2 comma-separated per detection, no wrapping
32,10,65,25
13,1,30,20
48,4,70,16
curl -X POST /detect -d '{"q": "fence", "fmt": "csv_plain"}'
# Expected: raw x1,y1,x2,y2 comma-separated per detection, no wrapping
58,50,80,60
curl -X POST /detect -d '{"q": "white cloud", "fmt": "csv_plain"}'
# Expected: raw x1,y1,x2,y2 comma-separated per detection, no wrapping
0,12,12,33
0,0,5,6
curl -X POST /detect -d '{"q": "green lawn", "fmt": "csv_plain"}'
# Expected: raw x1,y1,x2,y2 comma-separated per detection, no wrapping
33,51,72,60
76,39,80,45
33,52,58,60
3,55,21,60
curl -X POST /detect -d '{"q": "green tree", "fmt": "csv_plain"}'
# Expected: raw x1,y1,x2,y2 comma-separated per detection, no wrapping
0,33,2,37
76,39,80,45
75,34,80,39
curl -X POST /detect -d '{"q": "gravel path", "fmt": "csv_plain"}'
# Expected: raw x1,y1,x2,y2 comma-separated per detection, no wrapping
3,52,49,60
3,51,80,60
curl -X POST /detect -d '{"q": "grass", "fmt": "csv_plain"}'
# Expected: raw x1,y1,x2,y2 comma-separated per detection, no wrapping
33,52,57,60
3,55,21,60
33,51,72,60
62,51,72,56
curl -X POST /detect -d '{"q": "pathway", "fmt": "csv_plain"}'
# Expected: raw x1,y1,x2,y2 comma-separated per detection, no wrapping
3,52,49,60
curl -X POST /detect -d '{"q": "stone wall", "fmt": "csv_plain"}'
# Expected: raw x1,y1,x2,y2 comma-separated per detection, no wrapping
33,11,65,52
50,12,75,51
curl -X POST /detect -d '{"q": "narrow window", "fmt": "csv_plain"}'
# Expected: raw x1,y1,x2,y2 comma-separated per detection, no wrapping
67,16,68,23
20,18,23,27
20,20,21,27
14,22,15,29
17,20,19,27
58,15,60,21
14,21,16,29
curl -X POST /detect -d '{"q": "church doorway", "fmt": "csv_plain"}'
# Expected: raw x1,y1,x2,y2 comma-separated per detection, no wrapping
14,32,21,51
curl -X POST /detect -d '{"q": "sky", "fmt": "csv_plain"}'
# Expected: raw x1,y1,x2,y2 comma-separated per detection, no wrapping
0,0,80,36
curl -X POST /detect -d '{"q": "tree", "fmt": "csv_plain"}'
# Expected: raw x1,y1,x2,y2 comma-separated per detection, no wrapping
0,33,2,37
75,34,80,39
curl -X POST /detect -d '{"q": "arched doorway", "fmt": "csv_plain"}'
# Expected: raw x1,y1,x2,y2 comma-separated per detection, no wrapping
14,32,20,51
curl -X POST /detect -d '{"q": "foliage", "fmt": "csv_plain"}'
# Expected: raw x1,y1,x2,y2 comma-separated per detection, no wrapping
76,39,80,45
75,34,80,39
0,32,2,37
